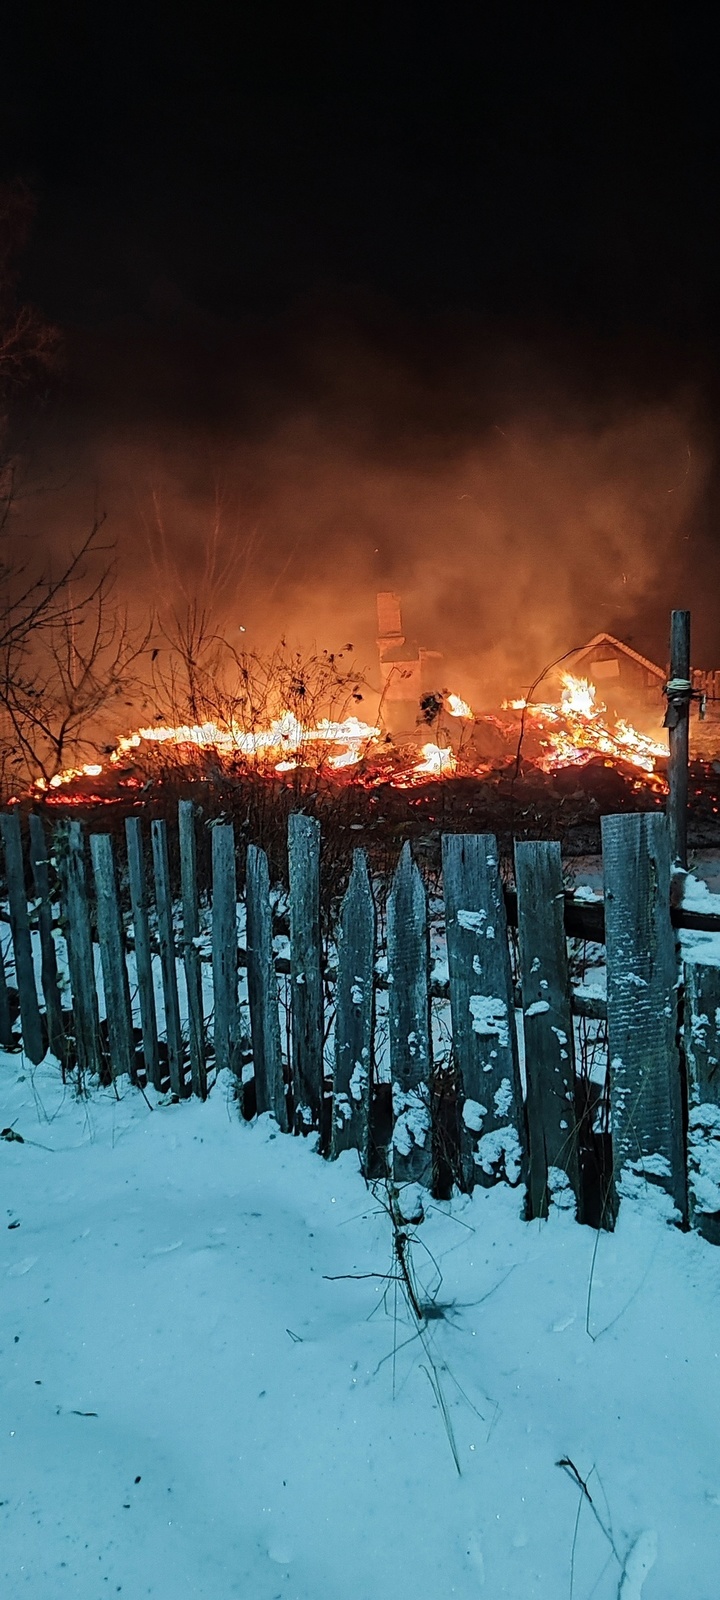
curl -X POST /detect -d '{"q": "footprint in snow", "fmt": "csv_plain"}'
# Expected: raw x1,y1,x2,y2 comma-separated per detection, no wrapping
6,1256,37,1277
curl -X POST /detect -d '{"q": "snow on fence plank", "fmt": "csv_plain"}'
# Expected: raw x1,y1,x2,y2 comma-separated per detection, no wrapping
6,804,720,1245
28,813,65,1065
387,840,433,1188
683,960,720,1243
178,800,206,1099
151,818,185,1097
0,923,12,1050
515,839,582,1220
246,842,288,1130
442,831,526,1193
211,822,239,1078
602,811,687,1222
288,813,324,1138
56,820,103,1081
90,832,137,1084
331,848,374,1170
125,815,161,1089
0,811,44,1064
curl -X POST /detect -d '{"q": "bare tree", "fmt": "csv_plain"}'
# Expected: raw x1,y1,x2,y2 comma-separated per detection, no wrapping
0,553,152,788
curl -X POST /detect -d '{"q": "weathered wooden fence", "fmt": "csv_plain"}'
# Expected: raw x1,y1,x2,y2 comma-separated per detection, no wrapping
2,804,719,1242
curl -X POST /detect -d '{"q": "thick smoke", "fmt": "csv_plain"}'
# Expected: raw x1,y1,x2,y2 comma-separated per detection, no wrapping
15,318,713,730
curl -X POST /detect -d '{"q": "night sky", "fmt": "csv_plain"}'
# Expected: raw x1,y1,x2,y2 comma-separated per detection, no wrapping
3,5,720,679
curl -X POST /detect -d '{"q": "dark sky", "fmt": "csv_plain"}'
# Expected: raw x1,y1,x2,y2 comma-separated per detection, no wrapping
4,6,719,336
3,4,720,677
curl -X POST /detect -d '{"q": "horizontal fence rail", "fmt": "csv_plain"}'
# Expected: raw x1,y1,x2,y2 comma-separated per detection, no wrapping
1,804,718,1242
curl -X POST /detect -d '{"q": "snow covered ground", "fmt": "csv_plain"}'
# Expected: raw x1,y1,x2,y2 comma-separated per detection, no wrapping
2,1058,720,1599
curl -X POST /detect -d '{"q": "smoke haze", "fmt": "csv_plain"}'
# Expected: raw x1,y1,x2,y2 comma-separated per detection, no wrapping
15,312,713,728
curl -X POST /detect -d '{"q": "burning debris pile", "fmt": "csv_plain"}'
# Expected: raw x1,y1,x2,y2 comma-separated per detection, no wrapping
13,584,720,845
28,673,669,806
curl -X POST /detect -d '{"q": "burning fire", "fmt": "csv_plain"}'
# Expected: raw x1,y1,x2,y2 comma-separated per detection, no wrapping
446,693,474,719
413,742,457,777
517,674,667,777
28,673,669,802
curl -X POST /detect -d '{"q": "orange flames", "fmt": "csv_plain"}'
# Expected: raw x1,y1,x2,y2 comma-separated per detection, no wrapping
513,674,667,782
29,675,668,801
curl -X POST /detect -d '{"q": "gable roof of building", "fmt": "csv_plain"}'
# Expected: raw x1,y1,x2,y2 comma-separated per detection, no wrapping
569,632,665,681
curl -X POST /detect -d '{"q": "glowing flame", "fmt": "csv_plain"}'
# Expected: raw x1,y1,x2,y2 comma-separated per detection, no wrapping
35,762,105,792
40,715,381,794
524,674,666,778
28,670,669,802
413,742,457,777
559,674,596,717
446,693,474,719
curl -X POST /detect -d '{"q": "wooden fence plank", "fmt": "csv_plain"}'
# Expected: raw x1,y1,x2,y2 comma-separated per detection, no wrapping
602,812,686,1221
683,959,720,1243
0,932,12,1050
331,849,375,1169
125,817,161,1089
211,823,239,1076
178,800,206,1098
515,839,582,1220
288,814,324,1135
90,833,136,1082
151,818,185,1097
57,820,103,1081
246,843,287,1128
28,813,66,1064
0,812,44,1064
387,841,432,1188
442,832,526,1192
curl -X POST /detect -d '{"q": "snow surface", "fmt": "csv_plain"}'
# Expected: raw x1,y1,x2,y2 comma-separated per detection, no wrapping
3,1056,720,1598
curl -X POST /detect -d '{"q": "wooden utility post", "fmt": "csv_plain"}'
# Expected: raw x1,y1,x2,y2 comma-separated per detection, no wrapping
666,608,691,869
